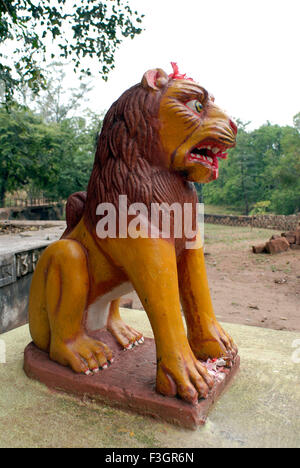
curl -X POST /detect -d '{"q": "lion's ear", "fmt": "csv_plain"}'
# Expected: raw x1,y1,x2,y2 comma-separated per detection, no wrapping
141,69,169,91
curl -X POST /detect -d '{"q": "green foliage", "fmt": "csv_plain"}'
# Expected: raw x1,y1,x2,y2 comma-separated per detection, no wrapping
203,118,300,215
0,0,143,102
250,201,271,215
0,101,101,204
44,113,101,199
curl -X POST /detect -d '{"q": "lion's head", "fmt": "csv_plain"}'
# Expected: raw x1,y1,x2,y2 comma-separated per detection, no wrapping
85,64,237,226
142,63,237,183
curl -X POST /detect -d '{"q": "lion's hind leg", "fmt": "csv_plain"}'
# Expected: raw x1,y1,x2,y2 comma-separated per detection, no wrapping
30,239,113,375
107,299,144,350
29,251,51,352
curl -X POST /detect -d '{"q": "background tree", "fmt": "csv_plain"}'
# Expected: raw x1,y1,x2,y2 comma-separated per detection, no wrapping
31,63,93,123
0,100,102,205
42,112,102,199
0,103,63,205
0,0,143,102
269,125,300,214
202,116,300,215
202,121,258,215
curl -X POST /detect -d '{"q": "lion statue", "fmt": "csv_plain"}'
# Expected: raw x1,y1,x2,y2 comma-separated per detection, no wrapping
28,64,238,405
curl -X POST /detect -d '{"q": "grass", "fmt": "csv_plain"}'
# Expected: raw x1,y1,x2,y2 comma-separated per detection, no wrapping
204,223,275,246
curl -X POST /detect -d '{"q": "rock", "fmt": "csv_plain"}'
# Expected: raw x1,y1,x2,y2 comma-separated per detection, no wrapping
265,237,290,255
252,244,267,254
285,236,296,245
282,231,297,237
296,231,300,245
282,231,297,244
274,278,288,284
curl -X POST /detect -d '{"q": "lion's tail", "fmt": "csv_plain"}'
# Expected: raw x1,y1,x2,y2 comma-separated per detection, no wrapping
62,191,87,238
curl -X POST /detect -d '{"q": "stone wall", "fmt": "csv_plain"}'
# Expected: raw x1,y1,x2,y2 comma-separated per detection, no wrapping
204,213,300,231
0,245,49,334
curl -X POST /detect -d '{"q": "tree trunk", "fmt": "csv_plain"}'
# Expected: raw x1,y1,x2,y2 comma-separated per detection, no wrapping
197,184,204,203
240,157,249,215
0,184,6,208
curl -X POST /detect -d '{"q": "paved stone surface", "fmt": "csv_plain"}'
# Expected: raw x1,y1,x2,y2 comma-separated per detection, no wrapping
0,309,300,448
0,222,66,255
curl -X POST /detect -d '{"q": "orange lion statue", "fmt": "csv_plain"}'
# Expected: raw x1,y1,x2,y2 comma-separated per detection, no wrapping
28,64,238,405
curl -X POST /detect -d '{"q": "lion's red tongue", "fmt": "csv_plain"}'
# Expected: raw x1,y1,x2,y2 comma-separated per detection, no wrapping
213,166,219,180
212,156,219,180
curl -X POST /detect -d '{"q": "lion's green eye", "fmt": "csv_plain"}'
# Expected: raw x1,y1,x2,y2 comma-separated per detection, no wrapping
186,100,203,114
195,101,203,113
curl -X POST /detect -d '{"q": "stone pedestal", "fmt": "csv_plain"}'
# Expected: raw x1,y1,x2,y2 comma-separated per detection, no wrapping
0,223,64,333
0,245,49,333
24,329,240,430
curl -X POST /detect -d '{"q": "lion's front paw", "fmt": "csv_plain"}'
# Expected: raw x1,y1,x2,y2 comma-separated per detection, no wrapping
107,319,144,350
156,346,214,405
189,321,238,363
50,334,113,375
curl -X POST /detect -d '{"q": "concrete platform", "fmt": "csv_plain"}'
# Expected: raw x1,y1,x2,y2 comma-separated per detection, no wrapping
0,309,300,448
0,222,66,255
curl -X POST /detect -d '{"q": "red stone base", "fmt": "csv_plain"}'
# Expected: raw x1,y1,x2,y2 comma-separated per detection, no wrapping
24,330,240,430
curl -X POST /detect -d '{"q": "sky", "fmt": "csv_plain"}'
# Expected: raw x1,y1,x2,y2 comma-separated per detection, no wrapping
79,0,300,130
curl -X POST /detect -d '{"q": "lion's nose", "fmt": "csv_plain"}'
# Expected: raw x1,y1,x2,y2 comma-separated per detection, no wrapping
229,119,238,136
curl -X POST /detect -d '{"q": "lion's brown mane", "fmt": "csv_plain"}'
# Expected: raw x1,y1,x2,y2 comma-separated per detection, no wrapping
84,81,197,231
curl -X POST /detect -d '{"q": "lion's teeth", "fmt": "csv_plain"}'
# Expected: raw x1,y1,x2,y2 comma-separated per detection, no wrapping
212,148,219,154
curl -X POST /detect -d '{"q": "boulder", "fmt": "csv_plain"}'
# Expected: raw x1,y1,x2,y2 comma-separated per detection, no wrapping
252,244,267,254
281,231,296,244
265,237,290,255
270,234,281,241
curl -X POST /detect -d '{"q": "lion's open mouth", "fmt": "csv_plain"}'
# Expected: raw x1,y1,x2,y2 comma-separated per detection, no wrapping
188,143,228,166
187,141,229,179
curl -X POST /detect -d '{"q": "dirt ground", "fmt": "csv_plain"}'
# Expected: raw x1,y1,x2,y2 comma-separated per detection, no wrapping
124,224,300,332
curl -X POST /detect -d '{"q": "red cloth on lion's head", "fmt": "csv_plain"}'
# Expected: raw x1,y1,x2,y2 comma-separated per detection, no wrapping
169,62,194,82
